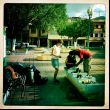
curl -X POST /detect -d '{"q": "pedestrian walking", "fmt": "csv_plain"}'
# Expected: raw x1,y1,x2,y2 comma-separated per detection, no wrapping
51,40,63,83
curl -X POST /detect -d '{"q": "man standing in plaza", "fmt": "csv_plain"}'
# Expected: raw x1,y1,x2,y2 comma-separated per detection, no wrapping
71,49,92,75
51,40,63,83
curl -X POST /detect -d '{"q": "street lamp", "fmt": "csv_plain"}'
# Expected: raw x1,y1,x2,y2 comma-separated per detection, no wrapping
87,7,92,49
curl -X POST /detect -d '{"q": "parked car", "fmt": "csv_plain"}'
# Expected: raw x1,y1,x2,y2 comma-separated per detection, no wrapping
15,42,21,48
15,42,29,48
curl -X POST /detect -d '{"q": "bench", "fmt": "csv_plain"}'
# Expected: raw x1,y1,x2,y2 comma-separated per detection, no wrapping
64,67,105,100
3,66,26,104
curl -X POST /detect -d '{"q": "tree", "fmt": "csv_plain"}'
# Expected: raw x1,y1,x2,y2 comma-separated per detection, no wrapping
31,4,67,47
4,3,67,50
57,18,94,48
4,4,35,51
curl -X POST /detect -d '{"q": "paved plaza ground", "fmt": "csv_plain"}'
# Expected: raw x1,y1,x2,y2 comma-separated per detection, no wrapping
4,48,105,107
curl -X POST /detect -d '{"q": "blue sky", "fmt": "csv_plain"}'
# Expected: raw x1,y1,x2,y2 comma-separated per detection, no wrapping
66,4,106,18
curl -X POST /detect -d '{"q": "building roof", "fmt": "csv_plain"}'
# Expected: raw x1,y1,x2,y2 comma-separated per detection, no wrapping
69,16,105,20
92,16,105,20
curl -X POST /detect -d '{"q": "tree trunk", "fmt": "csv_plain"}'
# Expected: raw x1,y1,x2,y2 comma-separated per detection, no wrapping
47,39,49,48
74,41,77,49
37,29,41,47
73,37,77,49
12,38,16,52
68,37,70,46
71,37,73,46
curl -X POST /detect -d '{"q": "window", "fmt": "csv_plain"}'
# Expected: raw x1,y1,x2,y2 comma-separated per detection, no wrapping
95,25,98,28
90,34,93,37
101,25,104,28
42,30,45,33
95,33,98,37
31,26,36,33
100,33,103,37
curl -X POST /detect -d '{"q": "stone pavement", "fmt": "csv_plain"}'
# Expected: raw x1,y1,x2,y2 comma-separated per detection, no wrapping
5,85,40,105
4,49,105,106
7,49,105,74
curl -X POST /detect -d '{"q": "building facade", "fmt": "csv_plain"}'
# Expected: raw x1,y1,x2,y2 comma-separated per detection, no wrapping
48,16,105,48
6,16,105,49
25,16,105,48
89,18,105,47
22,24,48,47
77,18,105,48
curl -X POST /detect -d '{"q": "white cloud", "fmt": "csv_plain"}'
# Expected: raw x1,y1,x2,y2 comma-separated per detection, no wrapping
75,12,82,17
92,4,105,11
66,4,106,18
91,4,106,18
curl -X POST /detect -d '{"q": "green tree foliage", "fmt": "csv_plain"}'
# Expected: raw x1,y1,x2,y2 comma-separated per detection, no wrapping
4,3,67,48
57,18,94,44
4,4,33,38
32,4,67,30
80,19,94,37
4,3,67,39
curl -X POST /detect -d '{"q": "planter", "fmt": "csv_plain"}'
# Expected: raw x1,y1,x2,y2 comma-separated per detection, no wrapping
36,55,52,61
43,52,51,55
34,48,44,51
61,48,70,53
